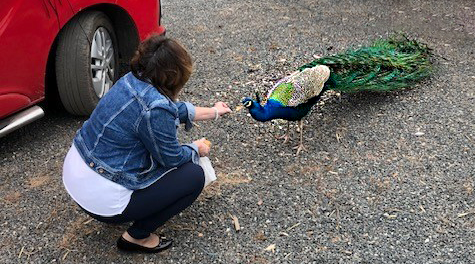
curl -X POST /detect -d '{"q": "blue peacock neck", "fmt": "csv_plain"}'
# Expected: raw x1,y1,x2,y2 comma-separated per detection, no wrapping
249,99,291,122
248,102,270,122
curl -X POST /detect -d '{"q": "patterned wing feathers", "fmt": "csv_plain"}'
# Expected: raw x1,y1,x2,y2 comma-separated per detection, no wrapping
268,65,330,106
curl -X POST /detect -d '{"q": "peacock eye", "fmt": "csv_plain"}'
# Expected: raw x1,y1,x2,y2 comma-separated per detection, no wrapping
244,101,252,107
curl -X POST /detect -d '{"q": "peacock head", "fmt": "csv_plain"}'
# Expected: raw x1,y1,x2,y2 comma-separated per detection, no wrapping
241,93,271,122
242,92,262,109
242,97,255,109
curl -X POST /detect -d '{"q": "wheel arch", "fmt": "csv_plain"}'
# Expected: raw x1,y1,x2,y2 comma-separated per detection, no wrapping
44,4,139,105
82,4,140,70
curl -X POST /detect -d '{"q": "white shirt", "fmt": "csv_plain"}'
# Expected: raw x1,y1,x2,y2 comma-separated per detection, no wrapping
62,144,133,216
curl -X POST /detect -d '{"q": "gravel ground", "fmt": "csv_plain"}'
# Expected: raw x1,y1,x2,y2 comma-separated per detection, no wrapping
1,0,474,263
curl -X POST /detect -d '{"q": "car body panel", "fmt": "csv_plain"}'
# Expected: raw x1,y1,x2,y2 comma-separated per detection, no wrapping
0,0,59,118
0,0,164,119
0,93,32,118
68,0,164,40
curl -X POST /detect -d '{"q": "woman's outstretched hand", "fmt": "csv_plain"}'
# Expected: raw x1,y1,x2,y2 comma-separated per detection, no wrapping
213,102,232,116
193,138,211,157
194,103,232,121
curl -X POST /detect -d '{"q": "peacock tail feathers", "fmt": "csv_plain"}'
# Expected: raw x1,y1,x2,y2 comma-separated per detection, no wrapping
298,34,433,92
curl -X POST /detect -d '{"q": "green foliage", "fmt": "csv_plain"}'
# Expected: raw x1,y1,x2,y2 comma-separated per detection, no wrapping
298,34,433,92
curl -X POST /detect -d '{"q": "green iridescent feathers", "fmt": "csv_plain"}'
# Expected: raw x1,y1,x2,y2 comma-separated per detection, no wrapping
269,83,295,106
298,34,433,92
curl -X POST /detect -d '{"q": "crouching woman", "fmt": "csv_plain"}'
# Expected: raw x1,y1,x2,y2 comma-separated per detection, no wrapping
62,35,231,253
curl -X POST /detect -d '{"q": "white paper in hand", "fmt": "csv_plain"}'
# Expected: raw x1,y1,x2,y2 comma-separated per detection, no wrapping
199,157,216,187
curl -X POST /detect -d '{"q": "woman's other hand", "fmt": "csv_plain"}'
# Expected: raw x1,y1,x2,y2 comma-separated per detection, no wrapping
213,102,232,116
193,138,211,157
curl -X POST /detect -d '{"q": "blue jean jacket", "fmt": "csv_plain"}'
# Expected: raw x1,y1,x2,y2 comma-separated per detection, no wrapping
73,72,199,190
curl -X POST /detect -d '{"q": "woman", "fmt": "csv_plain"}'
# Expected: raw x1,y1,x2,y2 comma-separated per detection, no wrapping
62,35,232,253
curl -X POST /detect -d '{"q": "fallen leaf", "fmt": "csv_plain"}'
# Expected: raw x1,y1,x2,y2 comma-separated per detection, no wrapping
286,223,301,231
62,250,70,261
18,246,24,259
458,211,475,218
230,214,241,231
419,205,426,213
264,244,276,253
82,219,94,225
383,213,397,219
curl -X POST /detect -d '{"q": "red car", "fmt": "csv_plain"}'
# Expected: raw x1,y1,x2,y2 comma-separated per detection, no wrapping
0,0,165,137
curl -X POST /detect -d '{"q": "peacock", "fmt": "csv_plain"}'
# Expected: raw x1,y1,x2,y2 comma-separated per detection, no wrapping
242,34,433,154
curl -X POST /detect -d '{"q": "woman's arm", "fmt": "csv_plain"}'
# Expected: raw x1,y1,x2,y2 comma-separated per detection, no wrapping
194,102,232,121
139,105,199,167
194,107,218,121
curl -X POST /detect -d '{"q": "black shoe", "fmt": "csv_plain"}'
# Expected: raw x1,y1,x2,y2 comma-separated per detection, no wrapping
117,235,173,253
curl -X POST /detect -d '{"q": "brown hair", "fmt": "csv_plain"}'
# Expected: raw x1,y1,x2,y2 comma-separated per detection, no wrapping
130,35,192,100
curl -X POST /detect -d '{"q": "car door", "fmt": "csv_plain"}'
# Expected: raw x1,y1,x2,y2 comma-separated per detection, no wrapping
0,0,60,118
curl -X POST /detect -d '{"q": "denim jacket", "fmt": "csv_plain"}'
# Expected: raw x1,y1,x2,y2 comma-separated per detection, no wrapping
73,72,199,190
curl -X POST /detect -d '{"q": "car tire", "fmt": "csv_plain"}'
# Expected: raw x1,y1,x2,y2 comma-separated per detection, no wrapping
56,11,118,116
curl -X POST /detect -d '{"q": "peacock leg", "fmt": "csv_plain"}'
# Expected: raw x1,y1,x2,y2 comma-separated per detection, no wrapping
293,120,307,155
276,121,291,143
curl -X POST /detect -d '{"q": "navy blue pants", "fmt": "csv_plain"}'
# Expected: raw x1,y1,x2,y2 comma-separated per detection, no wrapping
84,162,205,239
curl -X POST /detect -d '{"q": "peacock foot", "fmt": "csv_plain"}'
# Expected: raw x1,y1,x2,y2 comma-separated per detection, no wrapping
276,134,291,144
293,143,307,155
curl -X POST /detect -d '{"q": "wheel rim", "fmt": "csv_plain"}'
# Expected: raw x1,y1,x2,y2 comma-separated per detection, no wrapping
90,27,115,98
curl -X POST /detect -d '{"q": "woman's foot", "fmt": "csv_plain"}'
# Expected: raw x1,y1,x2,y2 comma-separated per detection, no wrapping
122,232,160,248
117,232,172,253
